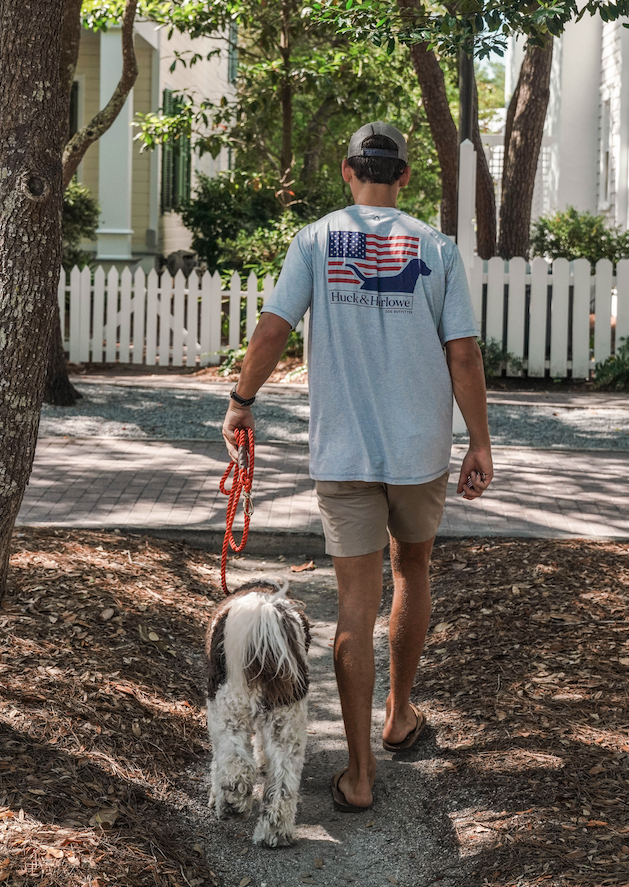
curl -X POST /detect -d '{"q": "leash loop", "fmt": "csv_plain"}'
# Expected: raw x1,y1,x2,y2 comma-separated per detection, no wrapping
220,427,255,595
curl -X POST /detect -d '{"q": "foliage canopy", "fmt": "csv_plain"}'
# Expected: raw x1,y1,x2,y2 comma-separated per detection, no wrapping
530,207,629,267
62,180,100,270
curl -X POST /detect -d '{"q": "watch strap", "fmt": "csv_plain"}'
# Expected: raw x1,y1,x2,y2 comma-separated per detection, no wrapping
230,385,256,407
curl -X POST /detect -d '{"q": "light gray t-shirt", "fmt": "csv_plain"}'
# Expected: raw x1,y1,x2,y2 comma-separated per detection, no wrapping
261,204,478,484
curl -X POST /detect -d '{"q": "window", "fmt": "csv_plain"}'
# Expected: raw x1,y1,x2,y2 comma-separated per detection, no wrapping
228,22,238,84
69,80,79,137
161,89,191,213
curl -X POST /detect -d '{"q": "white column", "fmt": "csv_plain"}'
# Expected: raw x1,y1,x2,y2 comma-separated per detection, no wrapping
456,139,477,279
454,138,477,436
97,27,134,261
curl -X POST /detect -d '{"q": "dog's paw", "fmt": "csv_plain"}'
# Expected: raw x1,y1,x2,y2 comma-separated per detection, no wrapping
218,803,252,822
213,779,254,821
252,819,294,847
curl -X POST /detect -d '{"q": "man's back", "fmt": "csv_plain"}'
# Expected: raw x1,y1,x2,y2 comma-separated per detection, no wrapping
263,204,478,484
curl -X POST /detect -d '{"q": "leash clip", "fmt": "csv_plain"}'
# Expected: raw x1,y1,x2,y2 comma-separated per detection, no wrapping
242,490,254,517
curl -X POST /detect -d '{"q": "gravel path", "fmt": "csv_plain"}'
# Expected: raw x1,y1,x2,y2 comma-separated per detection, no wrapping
39,382,629,450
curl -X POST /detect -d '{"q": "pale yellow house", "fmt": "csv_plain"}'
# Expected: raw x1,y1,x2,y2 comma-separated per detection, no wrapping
73,19,234,270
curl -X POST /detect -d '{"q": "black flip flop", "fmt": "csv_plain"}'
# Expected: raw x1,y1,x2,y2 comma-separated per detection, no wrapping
330,768,374,813
382,703,427,752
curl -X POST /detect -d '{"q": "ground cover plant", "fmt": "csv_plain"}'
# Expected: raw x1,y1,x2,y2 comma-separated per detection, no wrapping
1,531,628,886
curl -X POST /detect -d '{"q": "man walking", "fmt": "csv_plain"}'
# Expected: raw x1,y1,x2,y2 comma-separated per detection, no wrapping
222,122,493,811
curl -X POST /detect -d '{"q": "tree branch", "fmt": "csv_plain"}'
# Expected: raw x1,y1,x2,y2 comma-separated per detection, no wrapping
62,0,138,188
60,0,83,105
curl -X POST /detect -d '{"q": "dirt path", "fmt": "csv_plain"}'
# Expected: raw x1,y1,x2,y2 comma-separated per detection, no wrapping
182,555,483,887
3,531,628,887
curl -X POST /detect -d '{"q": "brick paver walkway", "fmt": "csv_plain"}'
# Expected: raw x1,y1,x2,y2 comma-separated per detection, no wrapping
18,438,629,539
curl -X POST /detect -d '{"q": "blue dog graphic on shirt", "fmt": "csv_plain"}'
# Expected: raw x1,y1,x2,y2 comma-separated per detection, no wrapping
344,257,432,293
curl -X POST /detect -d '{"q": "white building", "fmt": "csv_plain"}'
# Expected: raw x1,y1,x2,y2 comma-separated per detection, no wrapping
487,14,628,227
73,18,234,269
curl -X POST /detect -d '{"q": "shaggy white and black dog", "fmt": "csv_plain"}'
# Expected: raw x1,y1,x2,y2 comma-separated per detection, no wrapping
205,578,310,847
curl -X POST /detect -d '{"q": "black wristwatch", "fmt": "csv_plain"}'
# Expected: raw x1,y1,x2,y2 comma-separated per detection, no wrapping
230,385,256,407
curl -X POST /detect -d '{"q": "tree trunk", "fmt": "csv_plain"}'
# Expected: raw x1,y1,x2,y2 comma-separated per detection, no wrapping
62,0,138,188
0,0,67,600
43,0,85,408
277,0,293,206
471,71,497,259
498,38,553,259
407,40,459,235
46,301,83,406
300,95,338,182
45,0,139,407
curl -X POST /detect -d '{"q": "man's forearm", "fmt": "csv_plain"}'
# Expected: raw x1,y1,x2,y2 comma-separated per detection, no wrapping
235,312,293,400
446,339,491,448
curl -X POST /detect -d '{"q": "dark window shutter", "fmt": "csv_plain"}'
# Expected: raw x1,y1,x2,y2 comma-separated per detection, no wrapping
69,81,79,137
228,22,238,83
161,88,174,212
172,94,192,208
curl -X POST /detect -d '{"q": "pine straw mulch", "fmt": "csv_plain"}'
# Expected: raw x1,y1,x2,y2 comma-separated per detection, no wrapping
0,532,628,887
410,537,629,887
1,529,224,887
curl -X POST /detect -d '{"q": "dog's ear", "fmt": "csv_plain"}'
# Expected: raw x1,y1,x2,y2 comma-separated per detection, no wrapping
253,611,309,709
297,611,311,653
206,609,229,701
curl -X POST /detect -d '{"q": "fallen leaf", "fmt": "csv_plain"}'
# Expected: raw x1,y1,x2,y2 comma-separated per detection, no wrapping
138,625,151,642
89,808,118,828
619,657,629,666
291,560,315,572
100,608,114,621
132,722,141,738
565,849,586,859
434,622,452,633
148,631,160,642
45,847,64,859
589,766,605,775
313,859,324,869
239,879,251,887
586,820,608,827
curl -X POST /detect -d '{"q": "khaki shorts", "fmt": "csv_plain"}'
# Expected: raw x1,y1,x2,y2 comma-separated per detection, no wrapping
316,472,449,558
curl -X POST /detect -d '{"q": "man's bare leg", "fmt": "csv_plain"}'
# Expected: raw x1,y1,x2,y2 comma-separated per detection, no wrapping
332,549,384,808
382,537,435,746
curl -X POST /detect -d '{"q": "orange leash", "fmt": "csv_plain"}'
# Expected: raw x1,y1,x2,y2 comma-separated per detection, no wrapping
220,427,255,594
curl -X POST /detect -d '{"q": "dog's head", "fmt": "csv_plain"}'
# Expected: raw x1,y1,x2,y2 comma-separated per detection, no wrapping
206,579,310,708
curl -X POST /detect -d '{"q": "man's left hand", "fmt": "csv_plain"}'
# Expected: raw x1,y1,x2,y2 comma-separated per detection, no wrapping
457,447,493,500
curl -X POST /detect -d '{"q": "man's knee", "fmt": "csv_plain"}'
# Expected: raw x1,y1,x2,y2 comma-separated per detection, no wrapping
390,536,435,575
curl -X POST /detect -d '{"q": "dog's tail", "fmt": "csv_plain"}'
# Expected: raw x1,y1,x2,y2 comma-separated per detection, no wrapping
223,584,308,705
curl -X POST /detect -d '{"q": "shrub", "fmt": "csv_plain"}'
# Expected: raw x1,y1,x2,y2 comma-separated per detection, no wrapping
62,181,100,270
217,210,307,280
478,338,523,380
593,338,629,390
530,206,629,266
180,172,281,273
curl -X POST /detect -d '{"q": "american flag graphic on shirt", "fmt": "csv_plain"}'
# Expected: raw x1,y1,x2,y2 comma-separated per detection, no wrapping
328,230,422,290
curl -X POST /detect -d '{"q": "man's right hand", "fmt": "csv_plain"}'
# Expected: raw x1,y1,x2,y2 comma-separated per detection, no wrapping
222,402,255,462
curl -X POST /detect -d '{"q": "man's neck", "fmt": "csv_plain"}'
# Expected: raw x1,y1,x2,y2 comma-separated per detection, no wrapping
350,182,400,208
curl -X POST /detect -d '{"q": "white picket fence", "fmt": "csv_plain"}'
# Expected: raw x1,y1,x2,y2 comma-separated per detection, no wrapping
60,258,627,377
59,266,276,367
468,255,627,377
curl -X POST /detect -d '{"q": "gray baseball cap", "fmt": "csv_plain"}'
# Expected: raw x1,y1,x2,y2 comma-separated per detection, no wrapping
347,121,408,162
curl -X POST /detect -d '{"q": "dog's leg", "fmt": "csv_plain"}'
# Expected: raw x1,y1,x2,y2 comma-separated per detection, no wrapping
253,698,308,847
207,689,255,821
